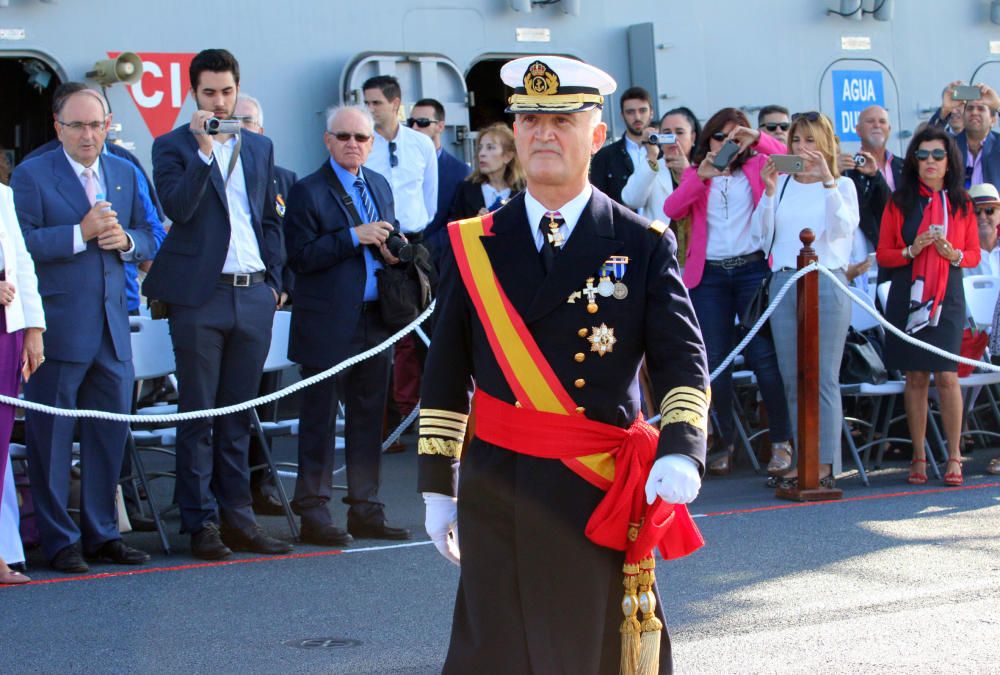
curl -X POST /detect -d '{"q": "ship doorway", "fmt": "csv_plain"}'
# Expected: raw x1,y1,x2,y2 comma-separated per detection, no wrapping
0,55,61,177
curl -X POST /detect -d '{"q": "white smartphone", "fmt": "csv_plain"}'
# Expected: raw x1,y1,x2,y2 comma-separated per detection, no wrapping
929,224,945,237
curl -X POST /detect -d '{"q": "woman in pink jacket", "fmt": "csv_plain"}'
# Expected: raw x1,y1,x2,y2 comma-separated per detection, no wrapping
663,107,791,477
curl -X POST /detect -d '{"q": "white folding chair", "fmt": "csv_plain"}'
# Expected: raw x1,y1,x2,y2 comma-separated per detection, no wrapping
962,274,1000,330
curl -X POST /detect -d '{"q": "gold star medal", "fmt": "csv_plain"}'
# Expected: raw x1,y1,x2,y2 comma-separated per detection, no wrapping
588,323,616,356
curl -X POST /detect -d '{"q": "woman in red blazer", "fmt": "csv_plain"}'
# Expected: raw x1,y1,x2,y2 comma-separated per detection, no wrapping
876,126,979,487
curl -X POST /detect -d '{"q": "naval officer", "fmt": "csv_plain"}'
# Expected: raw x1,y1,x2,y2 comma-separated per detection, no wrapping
418,55,711,674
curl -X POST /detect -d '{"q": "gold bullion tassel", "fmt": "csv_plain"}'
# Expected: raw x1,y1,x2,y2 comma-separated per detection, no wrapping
620,562,641,675
636,557,663,675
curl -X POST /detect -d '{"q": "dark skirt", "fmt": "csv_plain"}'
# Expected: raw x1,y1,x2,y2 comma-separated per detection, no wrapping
884,265,965,373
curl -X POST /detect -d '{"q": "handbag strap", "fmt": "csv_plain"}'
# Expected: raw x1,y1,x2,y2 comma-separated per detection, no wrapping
763,175,793,261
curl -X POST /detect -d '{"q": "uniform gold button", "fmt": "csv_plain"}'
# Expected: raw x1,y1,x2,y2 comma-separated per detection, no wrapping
574,352,585,363
515,401,522,408
574,378,585,389
575,406,585,413
578,328,588,337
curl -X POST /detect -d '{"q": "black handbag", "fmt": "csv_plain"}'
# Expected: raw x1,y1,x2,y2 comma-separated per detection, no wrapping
839,326,888,385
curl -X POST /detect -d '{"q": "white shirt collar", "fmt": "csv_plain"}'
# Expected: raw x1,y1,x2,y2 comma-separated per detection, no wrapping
63,150,100,180
524,184,593,248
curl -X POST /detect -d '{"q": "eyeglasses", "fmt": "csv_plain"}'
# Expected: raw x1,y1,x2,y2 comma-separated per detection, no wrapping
711,132,728,141
976,207,997,217
915,148,947,161
761,122,790,132
57,120,105,132
388,140,399,168
407,117,436,128
329,132,372,143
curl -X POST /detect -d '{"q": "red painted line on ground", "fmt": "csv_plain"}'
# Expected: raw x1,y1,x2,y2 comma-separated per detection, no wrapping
700,481,1000,517
1,548,344,589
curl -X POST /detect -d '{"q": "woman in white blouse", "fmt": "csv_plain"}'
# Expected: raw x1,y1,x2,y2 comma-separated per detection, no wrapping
0,182,45,584
757,112,860,488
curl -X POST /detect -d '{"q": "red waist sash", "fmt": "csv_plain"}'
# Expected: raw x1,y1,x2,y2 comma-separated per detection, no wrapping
474,389,703,561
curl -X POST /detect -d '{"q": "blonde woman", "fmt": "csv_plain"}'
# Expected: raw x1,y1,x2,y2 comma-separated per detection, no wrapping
757,112,860,488
448,122,525,221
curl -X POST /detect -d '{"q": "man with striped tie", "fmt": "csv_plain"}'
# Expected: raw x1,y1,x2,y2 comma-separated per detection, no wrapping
285,105,411,546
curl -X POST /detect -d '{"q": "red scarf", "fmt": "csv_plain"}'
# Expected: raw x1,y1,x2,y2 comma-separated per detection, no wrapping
906,183,951,334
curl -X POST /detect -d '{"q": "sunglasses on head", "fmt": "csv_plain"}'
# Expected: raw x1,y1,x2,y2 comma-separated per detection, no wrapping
407,117,436,128
792,111,822,122
329,132,371,143
762,122,790,132
915,148,947,161
976,207,997,216
388,140,399,168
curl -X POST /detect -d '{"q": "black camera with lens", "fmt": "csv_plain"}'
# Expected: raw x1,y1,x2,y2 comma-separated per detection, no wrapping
204,117,242,135
385,231,415,263
853,153,867,167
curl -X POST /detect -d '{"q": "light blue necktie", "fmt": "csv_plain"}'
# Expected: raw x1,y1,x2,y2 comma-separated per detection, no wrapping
354,178,377,222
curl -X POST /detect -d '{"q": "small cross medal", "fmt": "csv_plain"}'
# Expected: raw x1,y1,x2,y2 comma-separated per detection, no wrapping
546,214,564,248
582,277,599,314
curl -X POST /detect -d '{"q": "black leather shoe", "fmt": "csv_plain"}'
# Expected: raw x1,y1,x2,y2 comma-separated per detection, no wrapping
221,524,293,554
347,518,411,541
126,511,158,532
85,539,151,565
251,486,285,516
191,523,232,560
300,522,353,547
50,543,89,573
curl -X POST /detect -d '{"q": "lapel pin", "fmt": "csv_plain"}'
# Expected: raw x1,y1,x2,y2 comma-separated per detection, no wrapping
566,290,582,304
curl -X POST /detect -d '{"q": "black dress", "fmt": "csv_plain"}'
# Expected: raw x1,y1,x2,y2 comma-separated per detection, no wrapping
884,200,965,373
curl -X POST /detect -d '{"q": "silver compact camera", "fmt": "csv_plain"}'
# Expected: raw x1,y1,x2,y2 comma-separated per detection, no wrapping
853,153,867,167
647,132,677,145
204,117,242,135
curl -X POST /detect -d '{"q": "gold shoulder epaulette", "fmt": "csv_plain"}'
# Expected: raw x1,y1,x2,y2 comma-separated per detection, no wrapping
648,220,668,237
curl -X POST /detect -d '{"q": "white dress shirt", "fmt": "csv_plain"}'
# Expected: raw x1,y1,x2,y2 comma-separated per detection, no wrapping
0,184,45,332
64,151,136,260
198,137,265,274
481,184,512,211
624,136,645,176
757,175,860,271
704,170,758,259
525,185,593,251
967,246,1000,277
366,124,438,234
620,156,674,221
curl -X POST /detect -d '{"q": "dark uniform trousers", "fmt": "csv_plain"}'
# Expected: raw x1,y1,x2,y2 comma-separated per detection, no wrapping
169,281,275,534
292,304,392,525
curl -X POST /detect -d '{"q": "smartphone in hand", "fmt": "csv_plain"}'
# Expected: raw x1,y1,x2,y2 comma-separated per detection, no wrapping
712,140,740,171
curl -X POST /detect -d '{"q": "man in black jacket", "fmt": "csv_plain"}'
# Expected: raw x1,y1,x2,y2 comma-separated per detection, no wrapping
588,86,654,207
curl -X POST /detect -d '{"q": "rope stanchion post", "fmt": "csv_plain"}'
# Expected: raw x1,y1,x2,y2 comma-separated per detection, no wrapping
777,229,842,502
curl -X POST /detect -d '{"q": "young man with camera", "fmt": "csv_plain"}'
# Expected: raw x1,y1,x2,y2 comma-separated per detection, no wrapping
589,86,655,207
146,48,289,560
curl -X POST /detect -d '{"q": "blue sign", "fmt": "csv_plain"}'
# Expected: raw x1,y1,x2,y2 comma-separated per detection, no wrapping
832,70,884,142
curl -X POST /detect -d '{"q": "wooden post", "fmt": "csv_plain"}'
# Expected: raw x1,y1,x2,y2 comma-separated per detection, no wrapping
776,228,843,502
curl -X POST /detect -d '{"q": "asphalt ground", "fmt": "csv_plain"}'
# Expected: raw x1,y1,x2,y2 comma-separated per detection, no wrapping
3,434,1000,674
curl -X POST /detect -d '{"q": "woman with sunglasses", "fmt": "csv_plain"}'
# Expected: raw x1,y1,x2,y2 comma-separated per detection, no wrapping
758,112,859,489
663,107,793,476
448,122,525,221
877,127,979,486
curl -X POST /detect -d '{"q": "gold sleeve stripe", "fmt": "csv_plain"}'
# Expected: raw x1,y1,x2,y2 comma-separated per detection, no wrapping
420,426,467,441
660,409,708,434
660,395,707,414
419,418,467,433
418,437,463,458
661,386,709,406
662,403,707,418
420,409,469,423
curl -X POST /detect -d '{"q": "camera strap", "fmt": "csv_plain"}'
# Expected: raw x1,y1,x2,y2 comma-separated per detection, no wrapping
321,161,365,229
222,131,242,188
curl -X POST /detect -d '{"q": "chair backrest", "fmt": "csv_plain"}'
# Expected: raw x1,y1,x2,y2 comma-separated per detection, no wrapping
876,281,891,312
130,318,176,380
962,274,1000,330
263,310,295,373
849,286,881,332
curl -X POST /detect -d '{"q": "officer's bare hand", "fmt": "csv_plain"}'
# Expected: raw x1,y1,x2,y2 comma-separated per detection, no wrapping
97,225,130,251
0,281,15,306
354,220,394,246
80,201,117,241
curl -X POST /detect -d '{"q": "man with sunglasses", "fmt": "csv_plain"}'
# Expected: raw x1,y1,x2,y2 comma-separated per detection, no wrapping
284,105,410,544
966,183,1000,277
408,98,471,264
757,105,791,145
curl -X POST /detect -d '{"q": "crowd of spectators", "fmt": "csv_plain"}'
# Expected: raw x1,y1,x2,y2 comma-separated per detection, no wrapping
3,54,1000,582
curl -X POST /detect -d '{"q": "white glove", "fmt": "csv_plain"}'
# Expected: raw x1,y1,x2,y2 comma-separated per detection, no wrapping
644,455,702,505
423,492,460,566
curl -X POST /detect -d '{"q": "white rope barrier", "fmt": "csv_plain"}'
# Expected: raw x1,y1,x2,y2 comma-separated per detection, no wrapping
0,301,436,423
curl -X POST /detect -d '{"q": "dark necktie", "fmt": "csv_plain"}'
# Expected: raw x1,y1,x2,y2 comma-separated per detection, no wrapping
539,211,565,273
354,177,377,223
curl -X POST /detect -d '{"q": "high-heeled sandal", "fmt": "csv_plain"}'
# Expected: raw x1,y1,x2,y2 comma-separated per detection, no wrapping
944,458,963,487
907,458,928,485
707,445,734,476
767,442,793,475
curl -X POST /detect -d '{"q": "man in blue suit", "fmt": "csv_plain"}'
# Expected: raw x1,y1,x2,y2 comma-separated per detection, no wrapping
410,98,471,263
11,88,157,573
285,105,410,545
144,49,290,560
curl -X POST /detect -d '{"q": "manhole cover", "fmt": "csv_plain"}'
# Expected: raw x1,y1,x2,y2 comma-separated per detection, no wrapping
284,638,362,650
